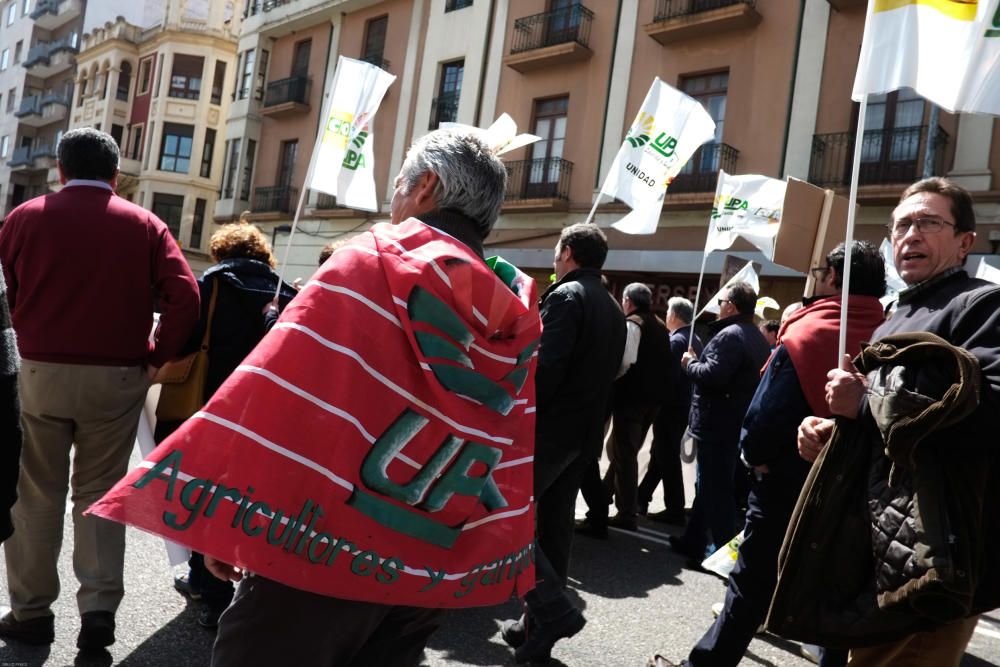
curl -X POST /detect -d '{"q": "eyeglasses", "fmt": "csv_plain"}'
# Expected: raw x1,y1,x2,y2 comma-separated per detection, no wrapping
717,298,730,306
809,266,830,278
887,217,956,238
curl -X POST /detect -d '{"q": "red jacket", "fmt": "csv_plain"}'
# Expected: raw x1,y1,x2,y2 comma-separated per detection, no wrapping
0,184,199,367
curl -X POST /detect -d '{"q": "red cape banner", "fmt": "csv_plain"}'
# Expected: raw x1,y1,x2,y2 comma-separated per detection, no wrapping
88,219,541,608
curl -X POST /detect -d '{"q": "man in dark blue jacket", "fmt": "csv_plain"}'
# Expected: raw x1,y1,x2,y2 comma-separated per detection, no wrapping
668,282,769,565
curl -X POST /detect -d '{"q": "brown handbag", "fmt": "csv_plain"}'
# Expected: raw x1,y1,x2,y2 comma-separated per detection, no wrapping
154,280,219,422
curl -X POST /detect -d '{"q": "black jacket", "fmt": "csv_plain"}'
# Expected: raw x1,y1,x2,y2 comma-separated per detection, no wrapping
0,266,20,544
685,313,770,444
535,267,626,460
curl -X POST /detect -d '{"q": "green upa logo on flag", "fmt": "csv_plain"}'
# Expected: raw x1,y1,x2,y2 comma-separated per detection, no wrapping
988,0,1000,37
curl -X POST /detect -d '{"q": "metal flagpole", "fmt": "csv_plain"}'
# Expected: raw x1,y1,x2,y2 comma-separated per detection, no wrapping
584,191,603,225
837,93,868,360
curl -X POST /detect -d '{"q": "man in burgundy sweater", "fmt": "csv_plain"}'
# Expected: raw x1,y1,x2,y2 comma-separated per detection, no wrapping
0,128,199,650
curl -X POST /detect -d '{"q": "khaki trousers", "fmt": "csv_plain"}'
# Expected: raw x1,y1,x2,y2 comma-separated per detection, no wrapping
5,360,149,620
848,615,979,667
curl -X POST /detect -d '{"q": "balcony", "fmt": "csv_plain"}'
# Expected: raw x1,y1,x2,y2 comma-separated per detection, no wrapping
243,0,293,18
252,185,298,214
359,55,390,71
7,144,56,171
23,37,79,77
30,0,83,30
14,94,69,128
645,0,761,45
503,158,572,211
504,4,594,73
429,92,460,130
669,142,739,193
809,126,949,190
826,0,866,10
261,76,310,117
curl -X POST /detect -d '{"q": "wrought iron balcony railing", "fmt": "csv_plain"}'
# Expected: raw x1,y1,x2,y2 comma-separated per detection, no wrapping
669,142,739,193
263,76,310,107
429,92,460,129
504,158,573,201
809,126,949,188
8,146,33,167
14,96,42,117
252,185,298,213
653,0,756,20
29,0,62,20
510,4,594,54
359,54,390,70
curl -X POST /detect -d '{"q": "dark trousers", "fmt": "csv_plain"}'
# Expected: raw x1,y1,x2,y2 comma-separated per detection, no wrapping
579,460,610,524
638,407,687,516
607,402,659,520
188,552,235,613
534,441,592,582
212,575,444,667
687,473,847,667
681,437,739,558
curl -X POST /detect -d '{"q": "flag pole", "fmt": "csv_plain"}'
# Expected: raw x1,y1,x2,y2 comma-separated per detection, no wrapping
838,93,868,360
689,249,710,351
273,185,310,300
584,191,603,225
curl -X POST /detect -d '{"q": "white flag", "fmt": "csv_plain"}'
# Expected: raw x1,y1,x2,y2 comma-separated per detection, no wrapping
440,113,540,156
698,261,760,318
852,0,1000,114
705,171,786,260
601,78,716,235
976,257,1000,285
306,57,396,211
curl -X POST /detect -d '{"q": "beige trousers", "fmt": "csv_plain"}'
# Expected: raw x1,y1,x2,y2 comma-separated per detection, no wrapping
849,615,980,667
5,360,149,620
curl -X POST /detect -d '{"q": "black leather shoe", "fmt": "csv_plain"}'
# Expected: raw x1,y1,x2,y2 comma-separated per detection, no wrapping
648,510,686,526
0,611,55,645
574,517,608,539
77,611,115,650
607,514,638,531
648,655,685,667
514,610,585,664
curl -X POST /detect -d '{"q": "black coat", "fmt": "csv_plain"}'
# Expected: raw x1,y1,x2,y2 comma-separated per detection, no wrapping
535,267,626,460
0,266,20,544
685,313,770,444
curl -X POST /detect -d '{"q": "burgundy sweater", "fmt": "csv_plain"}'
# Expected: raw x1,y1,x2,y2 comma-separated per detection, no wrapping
0,184,199,367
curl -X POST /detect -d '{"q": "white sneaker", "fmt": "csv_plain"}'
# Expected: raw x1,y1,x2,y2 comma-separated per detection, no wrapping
711,602,724,618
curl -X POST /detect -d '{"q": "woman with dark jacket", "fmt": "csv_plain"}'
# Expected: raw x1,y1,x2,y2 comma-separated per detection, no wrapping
156,223,296,629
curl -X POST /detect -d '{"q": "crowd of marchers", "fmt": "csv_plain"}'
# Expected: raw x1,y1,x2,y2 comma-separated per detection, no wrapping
0,126,998,667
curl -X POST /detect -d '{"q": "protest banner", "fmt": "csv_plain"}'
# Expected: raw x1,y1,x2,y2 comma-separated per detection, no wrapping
593,78,716,234
90,220,541,608
705,171,786,260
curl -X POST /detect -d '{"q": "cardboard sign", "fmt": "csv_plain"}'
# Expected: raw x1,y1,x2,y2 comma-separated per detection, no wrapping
771,177,853,274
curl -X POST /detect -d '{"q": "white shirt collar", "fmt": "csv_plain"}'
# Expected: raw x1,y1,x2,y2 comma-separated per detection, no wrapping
63,179,114,191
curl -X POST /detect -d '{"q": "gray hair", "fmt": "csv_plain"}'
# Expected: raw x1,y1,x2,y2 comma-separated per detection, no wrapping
667,296,694,324
398,129,507,239
623,283,652,311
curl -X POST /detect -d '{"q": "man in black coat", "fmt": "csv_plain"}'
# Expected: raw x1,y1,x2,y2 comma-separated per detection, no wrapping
0,264,20,545
502,223,626,663
669,282,770,565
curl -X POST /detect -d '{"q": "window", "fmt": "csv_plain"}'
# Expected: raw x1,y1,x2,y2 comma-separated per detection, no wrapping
238,49,255,99
431,60,463,128
152,193,184,239
77,77,87,106
6,88,14,113
291,39,311,78
680,71,728,173
21,0,28,15
526,96,568,197
129,124,143,160
0,136,8,159
138,58,153,95
210,60,226,105
190,198,206,249
241,139,257,201
169,55,204,100
1,50,8,71
445,0,473,10
276,140,296,190
362,16,387,66
110,124,124,149
859,88,926,183
116,61,132,101
6,3,15,26
97,71,107,100
223,138,240,198
200,128,216,178
14,41,21,65
158,123,194,173
255,50,268,100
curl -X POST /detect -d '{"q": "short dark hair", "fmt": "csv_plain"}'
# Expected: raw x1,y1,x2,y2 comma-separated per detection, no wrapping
558,223,608,269
725,281,757,315
57,128,119,181
826,240,886,298
623,282,652,311
899,177,975,233
761,319,780,334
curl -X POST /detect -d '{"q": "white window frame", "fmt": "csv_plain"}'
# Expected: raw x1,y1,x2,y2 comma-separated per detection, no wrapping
6,3,15,26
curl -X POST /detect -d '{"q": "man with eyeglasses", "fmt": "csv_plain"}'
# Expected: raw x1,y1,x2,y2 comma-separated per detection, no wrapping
797,177,1000,666
667,282,770,568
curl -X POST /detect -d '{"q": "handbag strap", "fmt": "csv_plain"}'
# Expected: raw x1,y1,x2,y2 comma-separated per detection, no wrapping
200,279,220,351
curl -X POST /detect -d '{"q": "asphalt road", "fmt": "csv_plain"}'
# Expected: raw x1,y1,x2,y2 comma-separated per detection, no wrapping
1,446,998,666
